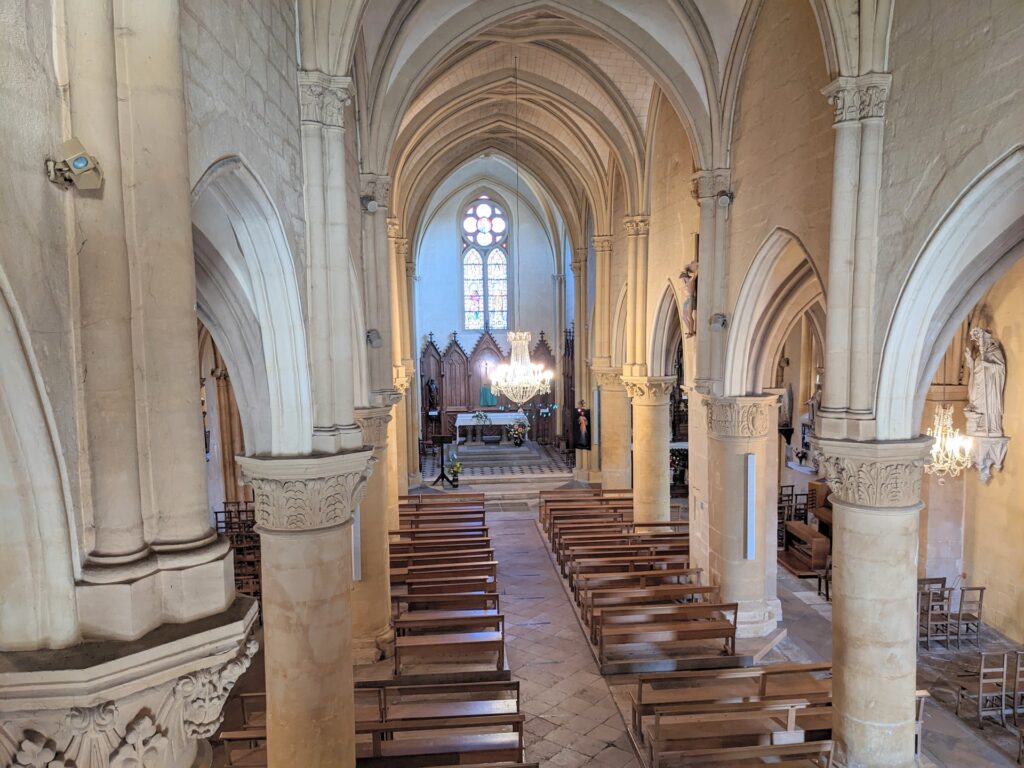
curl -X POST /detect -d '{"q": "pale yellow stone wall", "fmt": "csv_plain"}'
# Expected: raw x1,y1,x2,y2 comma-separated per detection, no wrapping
726,0,833,313
180,0,306,268
962,256,1024,643
875,0,1024,365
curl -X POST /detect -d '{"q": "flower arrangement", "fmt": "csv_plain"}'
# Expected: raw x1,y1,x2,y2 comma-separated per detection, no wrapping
445,453,463,475
471,411,492,424
507,421,530,446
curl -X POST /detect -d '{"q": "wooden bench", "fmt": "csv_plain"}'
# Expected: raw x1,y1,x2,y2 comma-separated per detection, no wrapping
599,603,738,668
401,492,485,505
629,662,833,738
390,547,496,569
392,591,500,618
356,713,524,766
398,512,487,528
390,525,490,540
395,611,503,637
393,559,499,586
217,727,267,767
356,680,519,723
779,521,829,576
645,699,833,767
575,566,703,604
585,584,718,641
406,574,497,595
569,553,692,588
395,630,505,674
390,537,492,555
554,523,687,559
669,740,835,767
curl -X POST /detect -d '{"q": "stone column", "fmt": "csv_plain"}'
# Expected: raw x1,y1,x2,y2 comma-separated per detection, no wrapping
570,254,592,480
298,71,362,454
595,369,632,489
704,395,782,638
591,235,614,368
353,406,396,663
238,449,374,768
360,175,396,406
814,436,931,768
403,248,422,489
690,171,731,394
624,377,674,521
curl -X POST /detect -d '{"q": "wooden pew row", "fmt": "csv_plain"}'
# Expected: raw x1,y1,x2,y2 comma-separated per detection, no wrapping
401,492,486,502
390,525,490,540
557,530,689,570
399,511,487,528
390,547,497,570
663,740,835,767
394,615,506,675
568,552,691,589
538,489,632,525
553,522,688,558
575,566,703,605
585,584,718,642
563,541,690,578
392,559,499,586
392,592,500,620
390,537,492,556
598,603,738,671
628,663,833,738
356,714,525,766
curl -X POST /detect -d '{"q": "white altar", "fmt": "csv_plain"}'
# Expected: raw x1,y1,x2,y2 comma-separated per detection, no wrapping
455,412,529,444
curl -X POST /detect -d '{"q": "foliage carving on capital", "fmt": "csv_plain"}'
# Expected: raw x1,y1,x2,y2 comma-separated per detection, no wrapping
355,409,393,450
108,715,169,768
593,369,624,390
172,638,259,739
64,702,120,765
812,439,929,508
395,238,410,260
690,169,731,200
386,218,401,239
705,396,774,438
11,733,71,768
360,175,391,208
623,216,650,237
592,235,613,252
822,74,891,123
297,72,352,128
623,377,674,405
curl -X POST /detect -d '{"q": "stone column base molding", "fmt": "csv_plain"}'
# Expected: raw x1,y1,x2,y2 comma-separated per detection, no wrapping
971,435,1009,482
0,600,258,768
353,624,396,664
735,597,783,639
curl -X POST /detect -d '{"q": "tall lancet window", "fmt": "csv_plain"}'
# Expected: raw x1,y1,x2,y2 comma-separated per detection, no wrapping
462,196,509,330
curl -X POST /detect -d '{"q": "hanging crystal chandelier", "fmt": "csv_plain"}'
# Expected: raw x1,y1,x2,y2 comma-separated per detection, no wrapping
491,332,553,406
925,403,973,478
488,58,554,407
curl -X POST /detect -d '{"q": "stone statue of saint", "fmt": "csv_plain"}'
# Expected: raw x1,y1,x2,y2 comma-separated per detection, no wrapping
806,383,822,433
680,260,698,338
964,327,1006,436
425,378,440,411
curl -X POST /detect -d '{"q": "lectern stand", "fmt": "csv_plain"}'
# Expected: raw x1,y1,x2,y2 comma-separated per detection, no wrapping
431,434,456,488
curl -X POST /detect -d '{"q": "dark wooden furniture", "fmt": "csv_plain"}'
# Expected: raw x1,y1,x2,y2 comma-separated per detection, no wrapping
779,521,829,577
956,651,1008,728
952,586,985,649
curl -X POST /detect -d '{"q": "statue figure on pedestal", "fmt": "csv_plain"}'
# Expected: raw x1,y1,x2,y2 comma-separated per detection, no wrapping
680,260,698,338
964,327,1006,437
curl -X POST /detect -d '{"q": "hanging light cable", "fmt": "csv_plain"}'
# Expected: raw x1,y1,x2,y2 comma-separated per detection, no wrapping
925,351,973,479
490,55,554,408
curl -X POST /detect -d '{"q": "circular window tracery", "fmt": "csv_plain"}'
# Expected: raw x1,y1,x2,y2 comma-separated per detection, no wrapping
462,198,507,249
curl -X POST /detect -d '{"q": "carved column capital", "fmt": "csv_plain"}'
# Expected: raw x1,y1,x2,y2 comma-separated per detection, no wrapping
237,450,376,533
704,394,777,439
592,234,613,252
297,71,353,128
623,215,650,237
359,174,391,209
393,370,412,394
622,376,674,405
812,436,931,508
386,217,401,239
395,238,410,260
355,406,393,452
822,73,892,124
593,367,625,390
690,168,732,200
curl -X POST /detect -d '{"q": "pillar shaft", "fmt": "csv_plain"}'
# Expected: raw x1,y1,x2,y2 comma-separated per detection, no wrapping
402,250,422,488
115,0,214,550
595,370,631,488
570,255,592,480
239,450,374,768
591,235,614,367
360,176,395,402
299,72,361,453
690,171,730,394
624,378,674,522
353,407,396,663
814,437,931,768
704,395,781,638
623,216,650,375
64,0,146,565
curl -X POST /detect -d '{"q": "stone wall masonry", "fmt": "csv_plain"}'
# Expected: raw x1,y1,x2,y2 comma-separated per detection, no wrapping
875,0,1024,369
180,0,306,280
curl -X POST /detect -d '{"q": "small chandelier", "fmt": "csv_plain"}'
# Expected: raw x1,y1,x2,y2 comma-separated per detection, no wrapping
925,403,973,478
491,331,553,407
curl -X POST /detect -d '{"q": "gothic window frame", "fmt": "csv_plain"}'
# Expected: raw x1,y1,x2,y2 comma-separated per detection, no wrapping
460,193,512,331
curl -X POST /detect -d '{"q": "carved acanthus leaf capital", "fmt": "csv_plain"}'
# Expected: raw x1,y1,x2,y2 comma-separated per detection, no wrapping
812,437,931,508
822,73,892,124
705,395,777,438
386,218,401,239
360,174,392,208
622,376,674,405
173,638,259,739
237,451,376,532
592,235,613,252
393,368,412,394
355,407,393,450
297,71,353,128
593,368,625,390
395,238,410,260
623,215,650,237
690,169,731,200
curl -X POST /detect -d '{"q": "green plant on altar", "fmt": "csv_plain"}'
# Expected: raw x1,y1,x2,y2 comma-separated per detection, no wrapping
506,421,529,447
669,447,687,484
471,410,492,424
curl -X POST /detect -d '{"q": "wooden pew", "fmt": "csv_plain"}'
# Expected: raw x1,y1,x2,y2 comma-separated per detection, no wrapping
390,525,490,540
406,574,497,595
390,537,492,556
569,553,691,588
645,699,833,767
629,663,833,738
598,602,737,672
357,680,519,723
668,740,835,767
393,559,499,586
401,492,485,505
392,591,500,619
395,629,505,674
575,566,703,604
585,584,718,641
554,523,688,559
398,511,487,528
390,547,496,570
356,713,524,766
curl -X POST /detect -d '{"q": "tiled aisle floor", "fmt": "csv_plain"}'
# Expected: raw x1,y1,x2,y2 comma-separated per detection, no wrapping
486,498,641,768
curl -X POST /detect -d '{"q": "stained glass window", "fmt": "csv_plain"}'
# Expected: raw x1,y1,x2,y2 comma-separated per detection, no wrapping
462,197,509,330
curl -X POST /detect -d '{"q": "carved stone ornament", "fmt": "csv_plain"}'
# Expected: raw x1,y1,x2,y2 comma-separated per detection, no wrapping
812,437,931,508
393,370,411,394
386,217,401,239
360,175,392,208
297,71,352,128
705,395,776,438
690,169,731,200
593,368,625,390
822,73,892,124
972,435,1010,482
108,715,169,768
355,407,393,450
171,639,258,739
622,377,675,405
623,216,650,237
592,235,613,252
395,238,410,260
11,733,71,768
236,450,376,532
